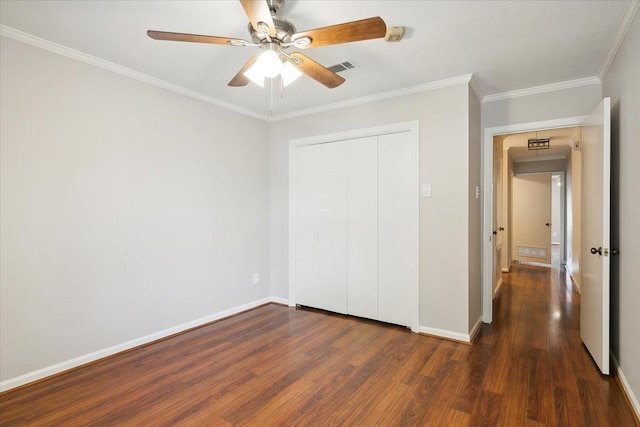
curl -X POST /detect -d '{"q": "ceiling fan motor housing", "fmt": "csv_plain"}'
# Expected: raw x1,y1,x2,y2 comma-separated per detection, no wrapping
248,16,296,45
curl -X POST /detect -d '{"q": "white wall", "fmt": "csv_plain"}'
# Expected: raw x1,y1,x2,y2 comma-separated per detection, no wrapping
482,84,602,128
0,37,271,384
513,159,566,175
270,82,479,338
602,11,640,415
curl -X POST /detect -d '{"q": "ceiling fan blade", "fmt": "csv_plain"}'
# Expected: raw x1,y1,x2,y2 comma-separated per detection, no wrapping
147,30,249,46
228,56,259,87
289,52,345,89
239,0,276,36
291,17,387,49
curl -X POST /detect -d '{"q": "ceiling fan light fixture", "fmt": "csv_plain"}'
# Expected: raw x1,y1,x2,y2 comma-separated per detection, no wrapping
281,61,302,87
254,48,283,78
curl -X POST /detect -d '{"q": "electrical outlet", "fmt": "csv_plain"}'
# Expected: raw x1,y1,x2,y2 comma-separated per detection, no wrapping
253,273,259,285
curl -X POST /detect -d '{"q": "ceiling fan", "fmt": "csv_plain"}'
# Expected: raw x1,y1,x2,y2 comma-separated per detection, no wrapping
147,0,387,89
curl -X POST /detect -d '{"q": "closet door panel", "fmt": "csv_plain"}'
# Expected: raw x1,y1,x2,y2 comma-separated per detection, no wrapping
378,132,415,327
293,145,321,308
316,142,348,314
346,137,378,319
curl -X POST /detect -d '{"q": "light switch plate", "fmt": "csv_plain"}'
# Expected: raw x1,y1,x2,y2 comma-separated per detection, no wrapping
422,184,432,198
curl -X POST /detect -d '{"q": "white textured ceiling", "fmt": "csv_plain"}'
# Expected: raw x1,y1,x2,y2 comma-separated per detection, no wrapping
0,1,633,119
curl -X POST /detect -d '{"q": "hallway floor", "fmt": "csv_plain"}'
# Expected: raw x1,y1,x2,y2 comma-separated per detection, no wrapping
479,264,638,425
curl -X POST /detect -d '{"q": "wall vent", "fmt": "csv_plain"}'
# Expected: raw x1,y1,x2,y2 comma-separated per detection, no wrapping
327,60,357,74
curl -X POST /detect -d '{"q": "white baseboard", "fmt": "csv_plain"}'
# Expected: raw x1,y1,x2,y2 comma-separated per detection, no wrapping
515,260,553,268
494,277,503,298
611,352,640,420
418,321,479,343
0,297,280,392
566,266,581,294
469,317,483,342
270,296,290,306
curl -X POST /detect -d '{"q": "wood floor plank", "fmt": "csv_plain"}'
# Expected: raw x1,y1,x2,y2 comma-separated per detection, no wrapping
1,265,637,426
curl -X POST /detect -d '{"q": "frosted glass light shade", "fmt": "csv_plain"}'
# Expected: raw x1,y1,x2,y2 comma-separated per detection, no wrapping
281,61,302,87
255,50,282,78
244,65,265,87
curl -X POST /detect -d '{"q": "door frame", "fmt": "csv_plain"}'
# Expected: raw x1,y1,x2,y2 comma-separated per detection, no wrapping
482,116,586,323
288,121,420,331
551,172,567,266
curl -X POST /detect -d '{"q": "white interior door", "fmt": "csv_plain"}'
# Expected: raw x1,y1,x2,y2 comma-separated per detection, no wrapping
580,97,611,375
512,173,552,264
346,137,378,319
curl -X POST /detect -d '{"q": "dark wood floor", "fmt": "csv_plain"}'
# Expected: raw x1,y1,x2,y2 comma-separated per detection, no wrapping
1,265,638,426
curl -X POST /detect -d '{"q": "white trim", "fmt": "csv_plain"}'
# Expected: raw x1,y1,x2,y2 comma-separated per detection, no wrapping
501,267,510,273
0,297,277,392
468,74,484,102
273,75,474,121
270,297,291,306
418,325,473,343
482,77,601,103
494,277,503,298
611,352,640,420
514,261,553,269
469,317,484,342
0,25,270,121
482,115,587,323
598,1,640,80
288,121,420,332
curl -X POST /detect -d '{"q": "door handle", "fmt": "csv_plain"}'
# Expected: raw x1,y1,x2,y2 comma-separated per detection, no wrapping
498,227,505,231
590,247,603,255
545,223,551,227
492,230,497,235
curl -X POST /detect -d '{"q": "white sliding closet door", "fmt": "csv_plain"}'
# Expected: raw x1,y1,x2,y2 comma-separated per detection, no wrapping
346,137,378,319
292,123,417,328
378,132,416,327
293,142,347,314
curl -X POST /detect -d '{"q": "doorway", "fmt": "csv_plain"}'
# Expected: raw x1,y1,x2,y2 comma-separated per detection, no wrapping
482,117,584,323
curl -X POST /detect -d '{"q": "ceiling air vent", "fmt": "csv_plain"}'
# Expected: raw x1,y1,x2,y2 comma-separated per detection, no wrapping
327,60,358,74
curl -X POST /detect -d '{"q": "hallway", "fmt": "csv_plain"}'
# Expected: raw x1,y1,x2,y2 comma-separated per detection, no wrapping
0,266,637,425
480,264,637,425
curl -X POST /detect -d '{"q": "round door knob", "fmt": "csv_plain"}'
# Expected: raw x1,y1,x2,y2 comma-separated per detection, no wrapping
590,247,603,255
545,223,551,226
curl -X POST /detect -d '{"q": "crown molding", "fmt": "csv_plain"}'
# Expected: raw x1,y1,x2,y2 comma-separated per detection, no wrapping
0,25,270,121
468,74,484,102
598,0,640,80
270,74,474,121
482,76,601,103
